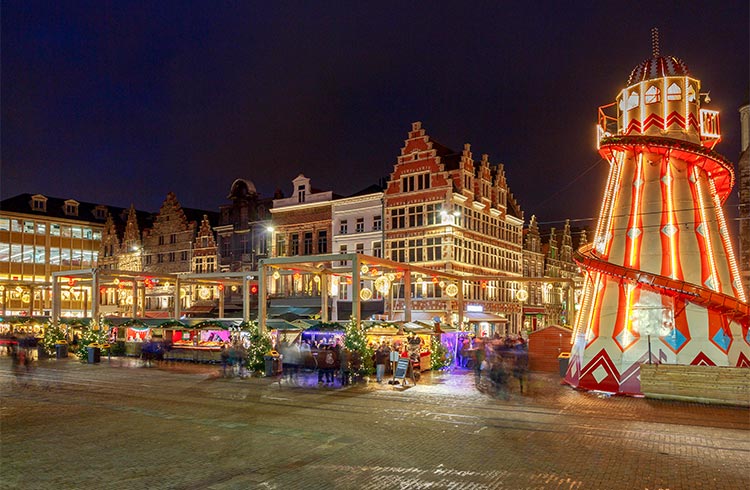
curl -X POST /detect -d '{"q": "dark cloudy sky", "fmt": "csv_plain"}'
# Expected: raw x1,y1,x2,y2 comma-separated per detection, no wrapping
2,1,748,227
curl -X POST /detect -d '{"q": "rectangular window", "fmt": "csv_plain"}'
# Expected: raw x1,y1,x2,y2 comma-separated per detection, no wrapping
48,224,60,236
355,243,364,254
391,240,406,263
181,251,188,261
317,231,327,254
408,206,424,227
49,247,60,265
303,232,313,255
340,220,348,234
24,221,35,234
158,236,165,245
169,252,175,262
0,243,9,262
373,215,382,231
390,208,405,229
290,234,299,255
36,223,46,235
35,246,46,264
82,228,93,239
72,227,82,239
373,241,382,258
8,244,20,262
158,253,164,263
276,236,286,257
0,218,9,231
11,219,22,232
339,245,348,265
355,218,364,233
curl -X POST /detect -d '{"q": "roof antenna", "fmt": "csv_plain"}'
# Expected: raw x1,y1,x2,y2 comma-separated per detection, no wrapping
651,27,660,58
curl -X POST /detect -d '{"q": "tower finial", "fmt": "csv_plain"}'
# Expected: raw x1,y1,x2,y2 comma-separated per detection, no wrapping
651,27,660,57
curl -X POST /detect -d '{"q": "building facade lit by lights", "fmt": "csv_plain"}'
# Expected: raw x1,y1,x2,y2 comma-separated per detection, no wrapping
267,174,334,316
331,185,387,320
566,32,750,395
384,122,525,334
0,193,136,316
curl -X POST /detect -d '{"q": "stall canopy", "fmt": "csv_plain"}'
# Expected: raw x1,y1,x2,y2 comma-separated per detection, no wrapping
267,306,321,319
265,319,304,331
464,311,508,322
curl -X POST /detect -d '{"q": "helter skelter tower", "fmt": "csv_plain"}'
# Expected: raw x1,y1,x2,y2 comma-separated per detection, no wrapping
565,30,750,394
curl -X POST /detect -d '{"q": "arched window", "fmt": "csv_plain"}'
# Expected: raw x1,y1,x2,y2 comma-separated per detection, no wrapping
627,91,639,110
686,84,696,102
667,82,682,101
644,85,660,104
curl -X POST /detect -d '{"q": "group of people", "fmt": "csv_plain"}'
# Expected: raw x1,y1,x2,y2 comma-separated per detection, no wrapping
277,339,362,386
219,342,248,378
468,334,529,398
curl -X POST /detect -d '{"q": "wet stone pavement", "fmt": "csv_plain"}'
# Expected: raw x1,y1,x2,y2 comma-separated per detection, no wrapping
1,357,748,490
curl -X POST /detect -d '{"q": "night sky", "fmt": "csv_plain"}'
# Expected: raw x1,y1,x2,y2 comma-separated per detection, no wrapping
2,1,748,227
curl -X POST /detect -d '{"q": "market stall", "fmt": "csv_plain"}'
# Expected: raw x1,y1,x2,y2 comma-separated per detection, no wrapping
166,320,229,363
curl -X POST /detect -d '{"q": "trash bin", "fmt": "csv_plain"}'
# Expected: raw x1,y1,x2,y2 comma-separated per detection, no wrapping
87,346,101,364
55,343,69,359
264,354,282,377
558,352,571,377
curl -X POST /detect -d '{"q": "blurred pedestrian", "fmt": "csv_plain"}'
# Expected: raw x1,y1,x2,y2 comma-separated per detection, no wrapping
374,343,389,383
513,346,529,394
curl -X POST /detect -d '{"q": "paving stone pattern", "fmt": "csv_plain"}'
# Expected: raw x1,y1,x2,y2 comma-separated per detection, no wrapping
1,358,748,490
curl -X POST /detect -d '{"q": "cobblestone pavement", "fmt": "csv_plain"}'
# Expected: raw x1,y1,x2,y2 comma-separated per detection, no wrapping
1,357,748,490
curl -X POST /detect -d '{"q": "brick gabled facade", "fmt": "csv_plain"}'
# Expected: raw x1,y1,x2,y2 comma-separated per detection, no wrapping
193,214,218,273
142,192,197,274
384,121,526,333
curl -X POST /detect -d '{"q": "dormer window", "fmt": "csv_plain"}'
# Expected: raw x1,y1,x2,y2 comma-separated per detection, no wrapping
94,206,107,220
63,200,79,217
297,185,306,203
32,199,46,212
31,195,47,212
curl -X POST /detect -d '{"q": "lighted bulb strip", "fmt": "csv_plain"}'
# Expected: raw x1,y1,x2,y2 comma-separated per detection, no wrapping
692,167,720,291
708,179,747,302
662,77,668,131
594,151,621,253
571,272,593,341
683,78,689,131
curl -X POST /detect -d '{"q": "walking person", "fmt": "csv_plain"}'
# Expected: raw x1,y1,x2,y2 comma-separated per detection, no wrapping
374,343,389,383
513,346,529,394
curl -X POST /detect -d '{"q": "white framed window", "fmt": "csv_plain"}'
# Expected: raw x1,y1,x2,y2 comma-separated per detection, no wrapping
355,218,364,233
340,220,348,234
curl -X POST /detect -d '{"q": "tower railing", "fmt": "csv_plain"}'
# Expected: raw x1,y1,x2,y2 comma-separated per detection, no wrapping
597,102,618,148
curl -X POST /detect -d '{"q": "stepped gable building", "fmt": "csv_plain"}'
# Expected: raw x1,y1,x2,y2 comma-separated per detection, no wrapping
215,178,275,272
0,192,150,315
140,192,219,275
738,102,749,295
99,205,153,272
522,215,546,330
384,121,526,333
